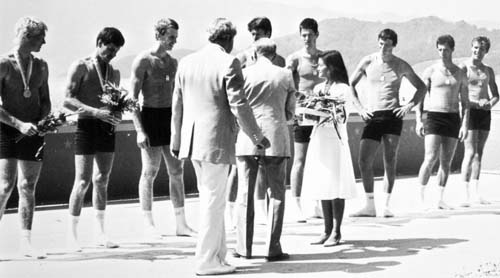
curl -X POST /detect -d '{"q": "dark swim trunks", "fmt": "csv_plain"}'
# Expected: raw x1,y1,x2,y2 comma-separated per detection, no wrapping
0,123,44,161
469,109,491,131
425,112,461,138
361,110,403,141
74,119,115,155
293,125,314,143
140,107,172,147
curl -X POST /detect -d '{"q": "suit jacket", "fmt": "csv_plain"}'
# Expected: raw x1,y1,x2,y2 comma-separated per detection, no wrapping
236,58,296,157
171,43,264,164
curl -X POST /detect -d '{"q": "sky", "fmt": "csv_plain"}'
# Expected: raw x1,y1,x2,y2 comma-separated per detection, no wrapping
2,0,500,77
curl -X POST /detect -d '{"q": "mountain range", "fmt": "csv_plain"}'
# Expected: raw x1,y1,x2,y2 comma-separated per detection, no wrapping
112,16,500,78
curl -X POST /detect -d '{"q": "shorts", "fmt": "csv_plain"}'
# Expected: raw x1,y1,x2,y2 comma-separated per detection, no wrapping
0,123,44,161
425,112,461,138
293,125,314,143
361,110,403,141
469,109,491,131
74,119,115,155
140,107,171,147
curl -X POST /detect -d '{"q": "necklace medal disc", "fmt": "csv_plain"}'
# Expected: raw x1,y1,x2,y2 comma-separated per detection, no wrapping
23,88,31,98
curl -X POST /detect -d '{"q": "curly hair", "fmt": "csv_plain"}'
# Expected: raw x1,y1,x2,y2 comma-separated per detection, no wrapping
207,18,237,43
472,36,491,52
154,18,179,38
14,16,47,44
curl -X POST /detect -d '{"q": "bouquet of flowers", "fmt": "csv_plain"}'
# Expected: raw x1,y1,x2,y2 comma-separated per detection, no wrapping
295,91,347,141
15,111,78,161
99,81,139,114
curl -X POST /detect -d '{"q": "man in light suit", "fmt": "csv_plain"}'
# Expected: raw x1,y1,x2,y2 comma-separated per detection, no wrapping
233,38,295,261
170,18,270,276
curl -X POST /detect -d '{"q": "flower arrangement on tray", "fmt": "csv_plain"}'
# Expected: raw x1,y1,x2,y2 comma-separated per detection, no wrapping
295,90,347,140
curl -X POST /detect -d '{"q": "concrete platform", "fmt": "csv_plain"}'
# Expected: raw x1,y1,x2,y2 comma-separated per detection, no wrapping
1,173,499,277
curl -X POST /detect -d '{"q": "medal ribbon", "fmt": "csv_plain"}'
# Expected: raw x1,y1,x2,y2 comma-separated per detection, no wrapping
14,52,32,94
93,57,109,92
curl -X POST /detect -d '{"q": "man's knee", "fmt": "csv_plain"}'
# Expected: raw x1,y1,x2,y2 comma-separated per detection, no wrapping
141,165,160,181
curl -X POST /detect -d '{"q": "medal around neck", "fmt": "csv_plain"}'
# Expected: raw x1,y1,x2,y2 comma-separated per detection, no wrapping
23,88,31,98
14,52,33,98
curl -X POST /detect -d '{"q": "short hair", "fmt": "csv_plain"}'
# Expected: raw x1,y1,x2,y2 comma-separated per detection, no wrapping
320,50,349,85
14,16,47,44
378,29,398,46
207,18,237,43
254,38,276,57
96,27,125,47
248,17,272,35
436,34,455,50
299,18,318,34
472,36,491,52
154,18,179,38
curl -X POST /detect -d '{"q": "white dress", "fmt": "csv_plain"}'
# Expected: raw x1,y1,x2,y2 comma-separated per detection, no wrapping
302,82,357,200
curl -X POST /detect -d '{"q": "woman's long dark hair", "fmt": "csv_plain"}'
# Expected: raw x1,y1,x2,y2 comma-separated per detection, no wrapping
320,50,349,85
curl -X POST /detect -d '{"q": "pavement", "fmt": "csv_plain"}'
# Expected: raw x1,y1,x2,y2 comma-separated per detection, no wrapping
1,173,499,278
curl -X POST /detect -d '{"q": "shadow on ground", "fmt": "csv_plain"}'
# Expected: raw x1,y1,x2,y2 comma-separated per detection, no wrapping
236,237,466,274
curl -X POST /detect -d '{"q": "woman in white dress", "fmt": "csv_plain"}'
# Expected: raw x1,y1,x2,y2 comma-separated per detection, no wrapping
302,50,357,246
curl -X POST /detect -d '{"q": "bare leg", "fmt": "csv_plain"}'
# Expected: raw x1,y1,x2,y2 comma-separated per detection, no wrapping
17,160,45,258
290,141,308,222
162,145,195,236
381,134,400,217
324,198,344,247
139,147,162,238
350,139,379,217
472,130,490,204
92,152,118,248
436,136,458,209
460,130,477,206
67,154,94,251
417,135,440,206
311,200,332,245
0,159,17,221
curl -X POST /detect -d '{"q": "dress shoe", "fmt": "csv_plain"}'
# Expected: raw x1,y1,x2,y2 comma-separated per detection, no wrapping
310,233,330,245
196,264,236,276
231,250,251,259
265,252,290,262
323,233,341,247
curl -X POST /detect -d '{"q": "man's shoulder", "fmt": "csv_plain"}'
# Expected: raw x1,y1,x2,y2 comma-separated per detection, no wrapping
0,54,13,66
286,50,302,61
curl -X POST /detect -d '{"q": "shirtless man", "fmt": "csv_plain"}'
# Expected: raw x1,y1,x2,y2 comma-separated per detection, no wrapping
416,35,469,209
286,18,324,222
237,17,285,68
459,36,498,206
130,18,195,238
0,17,50,259
64,27,125,250
228,17,286,226
350,29,426,217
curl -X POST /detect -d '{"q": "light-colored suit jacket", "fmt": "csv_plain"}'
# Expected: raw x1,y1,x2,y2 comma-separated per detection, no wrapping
171,43,264,164
236,58,296,157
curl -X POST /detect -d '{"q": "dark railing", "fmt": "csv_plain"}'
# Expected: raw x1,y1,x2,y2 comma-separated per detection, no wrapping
6,113,464,208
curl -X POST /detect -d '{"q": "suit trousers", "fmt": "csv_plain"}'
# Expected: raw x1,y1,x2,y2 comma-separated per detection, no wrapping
192,160,230,271
235,156,286,257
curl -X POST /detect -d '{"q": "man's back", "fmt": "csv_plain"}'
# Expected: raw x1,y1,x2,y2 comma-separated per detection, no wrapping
172,43,262,164
236,58,295,157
